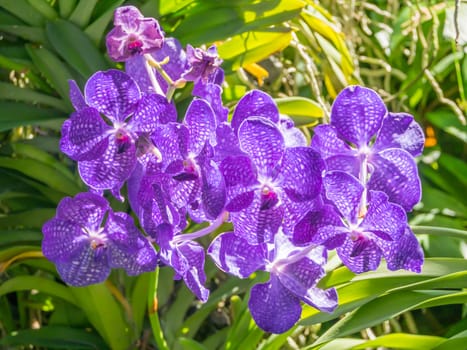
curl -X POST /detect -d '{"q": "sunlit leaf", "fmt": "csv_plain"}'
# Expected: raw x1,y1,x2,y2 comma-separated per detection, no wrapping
219,30,292,72
276,96,323,125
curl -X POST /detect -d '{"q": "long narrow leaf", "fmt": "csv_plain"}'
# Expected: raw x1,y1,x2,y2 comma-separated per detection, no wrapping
46,19,108,78
26,44,75,100
0,82,68,112
0,326,108,349
0,0,45,26
0,275,77,306
70,284,132,350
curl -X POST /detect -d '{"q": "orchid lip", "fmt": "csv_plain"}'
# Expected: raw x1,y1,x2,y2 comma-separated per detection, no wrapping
84,226,108,249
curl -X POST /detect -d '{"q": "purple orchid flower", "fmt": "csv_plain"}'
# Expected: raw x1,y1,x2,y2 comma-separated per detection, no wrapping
42,192,157,286
231,89,307,147
61,69,176,195
106,6,164,62
208,230,337,333
311,86,424,211
151,99,226,221
126,37,189,94
154,223,211,302
220,116,323,244
294,171,423,273
182,45,223,84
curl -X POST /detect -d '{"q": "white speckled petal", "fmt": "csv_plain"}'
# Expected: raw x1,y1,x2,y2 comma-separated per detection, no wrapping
78,135,137,190
85,69,140,123
368,149,421,211
280,147,324,202
330,86,387,146
185,99,216,155
231,89,279,132
374,112,425,156
208,232,266,278
56,248,110,287
238,117,284,177
323,171,363,221
249,276,302,334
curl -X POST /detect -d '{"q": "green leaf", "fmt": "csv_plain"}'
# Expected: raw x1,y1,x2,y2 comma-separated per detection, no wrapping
319,334,445,350
70,284,132,350
0,157,81,195
0,25,46,42
426,110,467,143
311,290,467,347
178,338,207,350
275,96,323,125
173,0,303,46
11,143,76,182
0,82,68,112
181,276,252,338
26,44,75,100
0,0,45,26
0,208,55,229
218,29,292,72
46,19,108,78
438,153,467,188
0,275,77,306
434,330,467,350
0,229,42,247
0,326,108,349
1,167,68,204
303,259,467,325
301,8,353,75
411,226,467,240
28,0,58,21
173,6,242,46
0,245,40,261
257,328,296,350
0,7,24,25
68,0,98,27
147,269,171,350
0,102,66,131
144,0,196,17
129,273,149,337
59,0,77,18
418,184,467,218
85,1,125,45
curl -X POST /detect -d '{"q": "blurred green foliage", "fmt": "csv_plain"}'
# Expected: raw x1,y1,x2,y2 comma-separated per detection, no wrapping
0,0,465,349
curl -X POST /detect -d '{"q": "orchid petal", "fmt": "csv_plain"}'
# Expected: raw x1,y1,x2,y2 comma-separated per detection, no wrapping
238,117,284,177
280,147,324,202
85,70,140,123
232,90,279,132
323,171,364,222
369,149,422,211
249,276,301,334
208,232,267,278
331,86,387,147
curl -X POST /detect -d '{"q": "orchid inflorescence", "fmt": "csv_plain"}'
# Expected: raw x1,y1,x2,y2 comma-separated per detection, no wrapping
42,6,425,334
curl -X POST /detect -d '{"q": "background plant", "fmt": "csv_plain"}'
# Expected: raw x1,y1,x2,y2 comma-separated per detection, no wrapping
0,0,465,349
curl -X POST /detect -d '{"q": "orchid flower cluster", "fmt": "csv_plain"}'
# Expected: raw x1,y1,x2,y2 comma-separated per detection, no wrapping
42,6,425,334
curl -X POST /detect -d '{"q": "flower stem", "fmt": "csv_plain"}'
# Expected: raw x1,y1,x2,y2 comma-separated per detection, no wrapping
273,243,318,269
144,56,164,96
174,211,229,243
144,54,180,102
357,154,369,218
148,267,170,350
